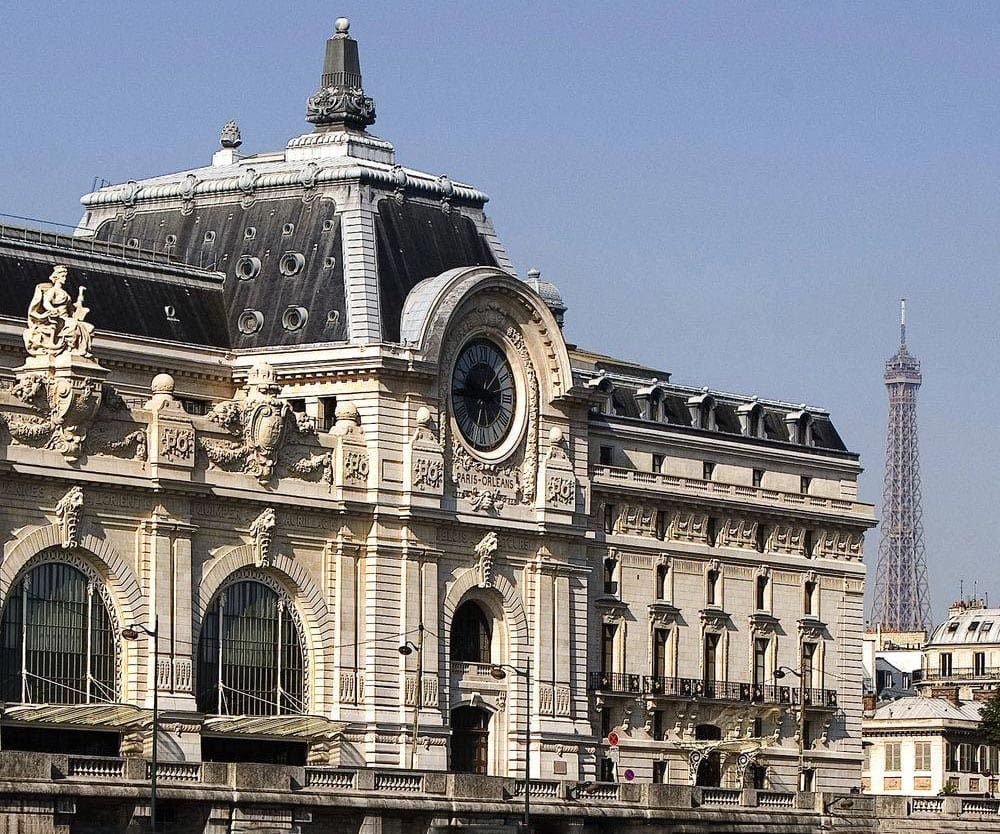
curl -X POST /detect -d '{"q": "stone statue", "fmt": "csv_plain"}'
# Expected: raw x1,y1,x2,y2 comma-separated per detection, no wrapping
23,266,94,359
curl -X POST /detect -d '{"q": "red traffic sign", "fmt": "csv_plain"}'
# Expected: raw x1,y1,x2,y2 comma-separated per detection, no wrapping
606,732,619,747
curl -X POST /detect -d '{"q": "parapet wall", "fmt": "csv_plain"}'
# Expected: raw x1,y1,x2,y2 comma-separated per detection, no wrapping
0,751,996,833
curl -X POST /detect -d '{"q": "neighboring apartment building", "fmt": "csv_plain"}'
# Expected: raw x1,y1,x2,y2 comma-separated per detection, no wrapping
917,600,1000,698
0,20,874,828
863,695,995,796
863,628,923,698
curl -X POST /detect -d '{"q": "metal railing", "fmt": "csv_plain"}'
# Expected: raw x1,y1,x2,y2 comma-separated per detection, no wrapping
591,465,869,519
0,220,215,271
590,672,837,707
914,668,1000,683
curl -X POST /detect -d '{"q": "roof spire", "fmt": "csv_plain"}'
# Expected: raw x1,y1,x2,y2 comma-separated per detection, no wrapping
900,297,906,350
305,17,376,130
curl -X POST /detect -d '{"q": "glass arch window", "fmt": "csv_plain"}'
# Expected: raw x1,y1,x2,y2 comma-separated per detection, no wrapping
0,560,117,705
450,600,492,664
197,579,305,715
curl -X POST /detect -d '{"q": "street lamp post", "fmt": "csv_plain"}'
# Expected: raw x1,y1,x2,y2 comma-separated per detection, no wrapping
122,617,159,834
491,658,532,834
774,664,805,792
398,623,424,770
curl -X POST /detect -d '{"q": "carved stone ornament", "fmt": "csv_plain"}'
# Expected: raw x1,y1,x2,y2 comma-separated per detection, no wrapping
54,485,84,548
250,507,277,566
198,362,329,485
539,425,577,512
220,120,242,149
717,517,758,549
475,531,498,588
3,267,111,462
330,401,370,489
670,511,709,544
439,305,539,513
406,406,444,494
23,266,95,360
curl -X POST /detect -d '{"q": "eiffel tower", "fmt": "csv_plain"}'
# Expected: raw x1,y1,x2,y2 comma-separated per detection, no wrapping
870,300,932,632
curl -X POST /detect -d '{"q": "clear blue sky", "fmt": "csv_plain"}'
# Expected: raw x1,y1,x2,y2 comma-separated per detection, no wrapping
3,2,998,623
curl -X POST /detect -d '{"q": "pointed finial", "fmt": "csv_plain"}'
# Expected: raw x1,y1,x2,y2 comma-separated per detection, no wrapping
900,298,906,349
305,18,376,129
220,120,242,149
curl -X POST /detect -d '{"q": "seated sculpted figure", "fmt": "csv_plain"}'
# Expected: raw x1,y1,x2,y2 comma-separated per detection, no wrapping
23,265,94,358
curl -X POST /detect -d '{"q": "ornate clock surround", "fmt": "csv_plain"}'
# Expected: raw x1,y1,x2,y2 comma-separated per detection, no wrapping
438,299,539,512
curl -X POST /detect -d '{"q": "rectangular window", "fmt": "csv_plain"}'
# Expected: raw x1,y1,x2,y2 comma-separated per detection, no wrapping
960,743,973,773
975,652,987,676
753,638,768,687
599,757,615,782
703,633,720,686
914,741,931,771
703,461,715,481
603,558,618,595
655,510,668,541
753,717,764,738
755,576,768,611
652,760,667,782
601,625,617,676
804,581,817,617
652,453,664,473
885,742,901,772
603,504,616,535
655,563,669,600
800,475,811,494
599,445,613,466
707,517,718,547
752,468,764,488
652,628,669,679
706,569,719,606
940,653,953,677
600,707,611,739
802,642,817,690
652,710,664,741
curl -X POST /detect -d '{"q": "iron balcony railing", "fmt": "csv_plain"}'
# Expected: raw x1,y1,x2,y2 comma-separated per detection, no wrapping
913,668,1000,683
588,672,837,707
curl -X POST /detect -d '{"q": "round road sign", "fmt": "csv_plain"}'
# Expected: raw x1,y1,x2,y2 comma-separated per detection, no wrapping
607,731,619,747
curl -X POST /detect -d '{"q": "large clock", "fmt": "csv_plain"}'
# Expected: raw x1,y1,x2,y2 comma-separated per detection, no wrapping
451,338,517,452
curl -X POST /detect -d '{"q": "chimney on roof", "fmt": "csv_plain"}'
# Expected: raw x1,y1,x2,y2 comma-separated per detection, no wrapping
305,18,376,131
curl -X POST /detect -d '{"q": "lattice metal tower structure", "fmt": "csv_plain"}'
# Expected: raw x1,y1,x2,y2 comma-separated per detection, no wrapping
870,300,932,631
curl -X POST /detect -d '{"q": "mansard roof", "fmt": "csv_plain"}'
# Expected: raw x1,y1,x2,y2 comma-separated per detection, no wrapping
573,347,850,455
0,224,229,348
75,20,510,349
927,604,1000,646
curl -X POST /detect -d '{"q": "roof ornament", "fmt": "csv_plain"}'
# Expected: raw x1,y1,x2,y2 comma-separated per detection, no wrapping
23,266,95,360
305,17,377,130
220,120,243,149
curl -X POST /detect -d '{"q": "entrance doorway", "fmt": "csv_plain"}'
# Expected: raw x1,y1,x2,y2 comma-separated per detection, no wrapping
694,724,723,787
450,706,491,774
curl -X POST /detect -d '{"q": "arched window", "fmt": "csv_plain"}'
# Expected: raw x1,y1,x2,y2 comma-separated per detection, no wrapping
197,579,305,716
450,600,492,664
0,560,117,705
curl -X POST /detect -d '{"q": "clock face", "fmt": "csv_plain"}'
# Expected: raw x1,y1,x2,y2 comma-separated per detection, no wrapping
451,339,517,452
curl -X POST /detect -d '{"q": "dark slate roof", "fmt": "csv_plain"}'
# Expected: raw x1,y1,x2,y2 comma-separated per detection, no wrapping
93,197,348,347
91,197,497,346
374,200,497,342
0,233,229,348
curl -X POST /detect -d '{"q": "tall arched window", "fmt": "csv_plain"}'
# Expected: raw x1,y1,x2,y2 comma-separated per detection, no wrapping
197,578,305,716
0,560,117,705
450,600,492,664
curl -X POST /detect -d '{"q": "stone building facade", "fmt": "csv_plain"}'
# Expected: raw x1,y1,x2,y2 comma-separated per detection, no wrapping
0,17,874,823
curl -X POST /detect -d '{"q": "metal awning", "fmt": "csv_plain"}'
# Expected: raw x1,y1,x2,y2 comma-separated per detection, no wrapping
2,702,151,729
202,714,348,740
